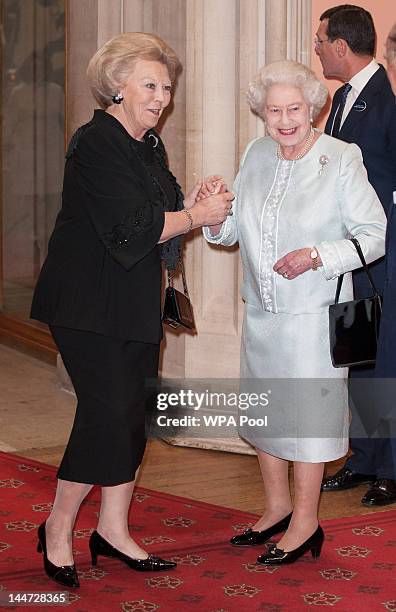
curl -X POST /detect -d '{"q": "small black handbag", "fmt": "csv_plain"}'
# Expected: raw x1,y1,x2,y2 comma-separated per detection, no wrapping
162,259,195,330
329,237,382,368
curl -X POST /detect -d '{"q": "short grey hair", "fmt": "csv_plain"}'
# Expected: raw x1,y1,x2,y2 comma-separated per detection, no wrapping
87,32,181,109
387,23,396,63
247,60,328,119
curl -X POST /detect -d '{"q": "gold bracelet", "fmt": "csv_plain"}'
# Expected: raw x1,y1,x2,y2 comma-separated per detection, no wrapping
182,208,193,233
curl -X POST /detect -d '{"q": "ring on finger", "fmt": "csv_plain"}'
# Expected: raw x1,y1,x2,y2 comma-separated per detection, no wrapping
283,272,289,278
228,209,233,216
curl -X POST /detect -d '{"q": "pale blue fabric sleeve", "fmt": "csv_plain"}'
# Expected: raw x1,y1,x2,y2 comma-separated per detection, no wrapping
202,138,259,247
316,143,386,280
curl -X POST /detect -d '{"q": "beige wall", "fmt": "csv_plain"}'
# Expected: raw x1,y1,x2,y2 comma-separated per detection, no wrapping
311,0,393,129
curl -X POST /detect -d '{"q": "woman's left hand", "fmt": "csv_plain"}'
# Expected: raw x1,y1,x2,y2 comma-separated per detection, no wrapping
196,175,227,201
273,248,317,280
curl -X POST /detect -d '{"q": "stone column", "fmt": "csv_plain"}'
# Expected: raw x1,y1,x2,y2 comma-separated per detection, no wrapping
171,0,248,453
97,0,122,47
287,0,312,65
265,0,288,63
238,0,267,153
183,0,241,379
66,0,98,137
149,1,188,379
123,0,153,35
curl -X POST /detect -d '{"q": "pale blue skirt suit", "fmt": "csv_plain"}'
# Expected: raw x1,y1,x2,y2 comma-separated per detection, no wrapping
204,133,386,462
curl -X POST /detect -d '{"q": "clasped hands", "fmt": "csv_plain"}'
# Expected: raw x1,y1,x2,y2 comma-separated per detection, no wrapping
184,175,234,227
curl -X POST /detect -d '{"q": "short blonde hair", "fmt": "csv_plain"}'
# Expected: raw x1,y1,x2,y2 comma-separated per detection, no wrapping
87,32,181,108
386,23,396,63
247,60,328,120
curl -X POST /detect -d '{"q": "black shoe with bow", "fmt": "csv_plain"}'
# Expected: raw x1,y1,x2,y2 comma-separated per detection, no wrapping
361,479,396,506
89,530,177,572
230,512,292,547
256,525,324,566
321,467,376,491
37,522,80,588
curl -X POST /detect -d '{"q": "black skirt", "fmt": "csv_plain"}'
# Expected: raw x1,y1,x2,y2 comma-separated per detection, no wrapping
51,326,160,486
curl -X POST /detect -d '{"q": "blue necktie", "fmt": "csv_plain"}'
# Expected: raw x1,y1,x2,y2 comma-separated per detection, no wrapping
331,83,352,138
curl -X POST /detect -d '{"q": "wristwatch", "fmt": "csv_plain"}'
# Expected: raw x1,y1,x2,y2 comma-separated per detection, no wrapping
310,247,319,271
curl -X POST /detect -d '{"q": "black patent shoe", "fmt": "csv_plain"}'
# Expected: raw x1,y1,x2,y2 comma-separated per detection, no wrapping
256,525,324,566
37,522,80,588
230,512,292,547
89,530,177,572
321,467,376,491
361,479,396,506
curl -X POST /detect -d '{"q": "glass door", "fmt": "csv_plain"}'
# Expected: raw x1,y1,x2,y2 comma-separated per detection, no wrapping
0,0,65,360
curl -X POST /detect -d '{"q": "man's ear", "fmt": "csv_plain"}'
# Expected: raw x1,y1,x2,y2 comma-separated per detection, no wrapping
335,38,348,58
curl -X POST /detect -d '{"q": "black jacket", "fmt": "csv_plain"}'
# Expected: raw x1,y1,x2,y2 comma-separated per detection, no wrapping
31,110,166,343
325,65,396,299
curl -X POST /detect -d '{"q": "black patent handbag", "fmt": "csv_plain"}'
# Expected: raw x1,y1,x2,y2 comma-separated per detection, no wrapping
329,237,382,368
162,259,195,331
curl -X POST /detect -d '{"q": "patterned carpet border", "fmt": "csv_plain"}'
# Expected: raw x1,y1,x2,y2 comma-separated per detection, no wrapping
1,451,396,612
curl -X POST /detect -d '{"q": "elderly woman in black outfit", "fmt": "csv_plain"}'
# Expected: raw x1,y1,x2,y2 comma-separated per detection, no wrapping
31,32,233,588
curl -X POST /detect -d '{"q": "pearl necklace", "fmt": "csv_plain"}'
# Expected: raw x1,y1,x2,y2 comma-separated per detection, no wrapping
277,128,316,161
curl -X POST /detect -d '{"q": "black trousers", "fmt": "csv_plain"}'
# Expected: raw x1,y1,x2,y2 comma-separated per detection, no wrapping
347,366,395,479
51,326,160,486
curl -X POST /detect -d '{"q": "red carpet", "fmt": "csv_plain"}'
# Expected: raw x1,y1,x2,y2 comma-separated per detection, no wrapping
0,451,395,611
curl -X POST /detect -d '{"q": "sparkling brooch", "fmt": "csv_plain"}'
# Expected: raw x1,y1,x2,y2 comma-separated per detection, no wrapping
318,155,329,177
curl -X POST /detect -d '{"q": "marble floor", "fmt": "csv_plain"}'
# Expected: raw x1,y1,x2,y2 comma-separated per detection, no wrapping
0,343,394,519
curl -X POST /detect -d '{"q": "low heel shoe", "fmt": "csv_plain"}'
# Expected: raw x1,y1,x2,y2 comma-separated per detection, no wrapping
230,512,292,547
37,522,80,588
256,524,324,566
89,530,176,572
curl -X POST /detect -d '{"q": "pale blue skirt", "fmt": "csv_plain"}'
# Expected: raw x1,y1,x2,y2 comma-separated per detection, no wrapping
239,303,349,462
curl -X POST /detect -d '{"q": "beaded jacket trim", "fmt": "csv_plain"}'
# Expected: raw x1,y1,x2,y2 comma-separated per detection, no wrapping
102,206,154,250
258,159,295,313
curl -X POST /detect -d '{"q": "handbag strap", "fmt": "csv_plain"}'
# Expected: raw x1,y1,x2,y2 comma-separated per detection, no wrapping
167,258,190,298
334,237,380,304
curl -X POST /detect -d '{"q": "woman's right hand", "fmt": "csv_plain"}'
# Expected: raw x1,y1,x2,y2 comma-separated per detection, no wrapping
159,190,234,243
193,191,234,226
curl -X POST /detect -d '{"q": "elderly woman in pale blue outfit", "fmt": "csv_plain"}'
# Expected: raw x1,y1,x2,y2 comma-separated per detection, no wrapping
203,60,386,565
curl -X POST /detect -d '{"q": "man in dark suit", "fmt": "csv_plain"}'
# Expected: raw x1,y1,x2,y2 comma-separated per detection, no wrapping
315,4,396,505
375,24,396,482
